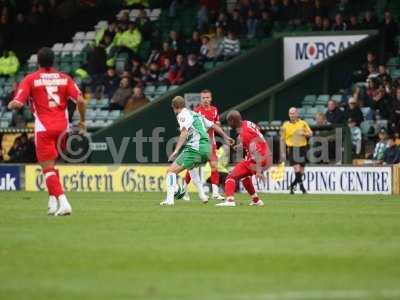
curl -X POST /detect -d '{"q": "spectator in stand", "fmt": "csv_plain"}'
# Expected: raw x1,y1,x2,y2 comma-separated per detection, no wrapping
383,136,400,164
181,54,204,83
158,57,172,85
390,87,400,134
269,0,282,21
148,63,159,84
219,31,240,61
312,15,323,31
136,9,153,40
345,97,364,126
315,112,328,126
215,12,228,30
103,67,120,99
119,21,142,55
7,136,23,162
378,64,392,82
280,0,295,25
138,64,150,85
358,51,377,81
197,4,209,32
246,9,259,39
311,0,328,19
168,30,185,54
186,31,202,55
348,118,362,155
362,10,378,30
159,42,174,67
372,128,388,161
0,50,19,76
326,100,346,124
370,86,390,120
332,13,347,31
322,17,331,31
228,9,244,36
109,76,133,110
348,14,361,31
208,26,225,59
200,35,211,61
168,53,185,85
257,10,273,37
124,85,150,114
381,11,398,56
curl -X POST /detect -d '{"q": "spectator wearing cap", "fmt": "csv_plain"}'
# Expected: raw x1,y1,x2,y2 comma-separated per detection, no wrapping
383,136,400,164
373,128,388,161
348,118,362,155
345,97,364,126
326,100,346,124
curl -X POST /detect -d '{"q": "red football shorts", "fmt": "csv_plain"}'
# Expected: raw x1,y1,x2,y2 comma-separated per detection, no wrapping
229,154,272,179
35,127,68,162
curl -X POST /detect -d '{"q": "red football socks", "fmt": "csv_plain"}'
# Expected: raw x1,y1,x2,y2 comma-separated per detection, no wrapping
43,167,64,197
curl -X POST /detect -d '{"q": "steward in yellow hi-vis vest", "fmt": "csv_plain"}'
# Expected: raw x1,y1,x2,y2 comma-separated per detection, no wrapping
280,107,312,194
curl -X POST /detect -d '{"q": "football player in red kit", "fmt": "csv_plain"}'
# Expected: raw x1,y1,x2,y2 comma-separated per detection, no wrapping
183,89,225,201
217,110,272,207
8,47,85,216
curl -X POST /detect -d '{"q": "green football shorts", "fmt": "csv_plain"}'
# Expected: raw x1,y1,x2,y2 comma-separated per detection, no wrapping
175,144,210,170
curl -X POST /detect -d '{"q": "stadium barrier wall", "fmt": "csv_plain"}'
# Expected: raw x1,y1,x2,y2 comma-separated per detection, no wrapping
0,165,21,191
23,164,393,195
90,38,283,163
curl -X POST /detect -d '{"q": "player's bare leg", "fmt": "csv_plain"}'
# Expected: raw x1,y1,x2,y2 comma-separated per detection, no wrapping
210,160,224,201
41,160,72,216
241,176,264,206
161,163,185,206
182,171,191,201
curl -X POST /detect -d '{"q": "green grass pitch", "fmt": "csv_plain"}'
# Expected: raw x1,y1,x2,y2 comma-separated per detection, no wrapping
1,192,400,300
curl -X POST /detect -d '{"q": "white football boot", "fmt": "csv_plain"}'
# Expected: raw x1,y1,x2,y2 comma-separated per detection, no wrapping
249,199,265,206
182,190,191,201
216,201,236,207
212,193,225,201
55,195,72,216
160,200,174,206
47,196,58,216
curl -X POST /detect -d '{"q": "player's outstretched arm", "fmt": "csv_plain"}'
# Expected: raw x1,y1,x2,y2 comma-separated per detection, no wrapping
212,124,234,146
169,128,188,162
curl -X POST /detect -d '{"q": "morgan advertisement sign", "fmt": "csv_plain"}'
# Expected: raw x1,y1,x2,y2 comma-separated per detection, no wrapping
251,166,392,194
284,35,367,79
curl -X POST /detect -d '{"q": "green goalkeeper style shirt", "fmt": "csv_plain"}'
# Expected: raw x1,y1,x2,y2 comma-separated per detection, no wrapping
176,108,212,152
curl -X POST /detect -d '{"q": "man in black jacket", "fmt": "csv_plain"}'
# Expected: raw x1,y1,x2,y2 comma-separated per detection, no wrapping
345,97,364,126
325,100,346,124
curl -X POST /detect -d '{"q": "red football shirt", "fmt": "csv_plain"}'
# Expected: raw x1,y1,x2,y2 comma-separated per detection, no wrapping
194,104,219,141
239,120,269,159
13,67,81,131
